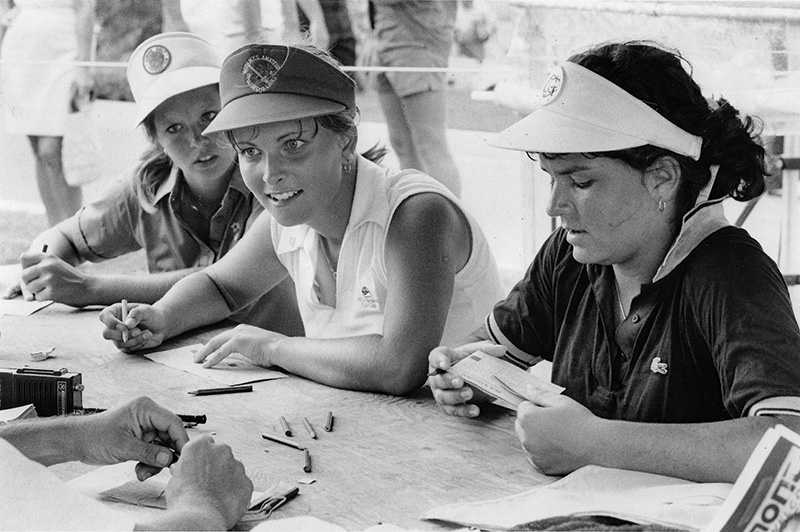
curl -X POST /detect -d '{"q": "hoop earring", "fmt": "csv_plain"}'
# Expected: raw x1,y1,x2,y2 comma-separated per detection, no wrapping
658,199,666,212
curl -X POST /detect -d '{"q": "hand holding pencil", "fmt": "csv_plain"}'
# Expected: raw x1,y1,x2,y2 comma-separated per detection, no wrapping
99,301,169,353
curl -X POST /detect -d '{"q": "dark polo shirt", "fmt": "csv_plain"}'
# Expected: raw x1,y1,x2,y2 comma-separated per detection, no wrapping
489,222,800,424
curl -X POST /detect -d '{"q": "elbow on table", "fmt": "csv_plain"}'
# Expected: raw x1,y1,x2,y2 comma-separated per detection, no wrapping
373,364,428,396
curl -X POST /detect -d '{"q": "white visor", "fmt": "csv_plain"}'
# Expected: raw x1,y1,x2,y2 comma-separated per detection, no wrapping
489,62,702,160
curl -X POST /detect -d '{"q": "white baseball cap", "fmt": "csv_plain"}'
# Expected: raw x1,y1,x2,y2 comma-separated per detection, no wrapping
489,61,702,160
127,32,222,126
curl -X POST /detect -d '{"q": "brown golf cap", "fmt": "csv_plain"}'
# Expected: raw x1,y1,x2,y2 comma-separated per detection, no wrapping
204,44,356,134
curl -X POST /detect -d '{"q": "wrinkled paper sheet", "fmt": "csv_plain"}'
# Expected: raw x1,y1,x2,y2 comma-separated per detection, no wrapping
422,465,732,531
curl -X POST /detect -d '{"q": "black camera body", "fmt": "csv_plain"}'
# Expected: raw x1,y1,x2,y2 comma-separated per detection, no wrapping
0,368,83,417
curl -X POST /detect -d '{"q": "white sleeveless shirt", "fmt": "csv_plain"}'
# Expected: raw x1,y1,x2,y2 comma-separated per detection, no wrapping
271,156,505,346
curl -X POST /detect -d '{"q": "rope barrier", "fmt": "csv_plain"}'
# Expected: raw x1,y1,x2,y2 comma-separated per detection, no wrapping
0,58,522,75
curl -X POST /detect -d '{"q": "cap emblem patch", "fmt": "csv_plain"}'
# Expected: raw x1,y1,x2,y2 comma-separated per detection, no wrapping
143,45,171,75
243,54,281,93
540,65,564,105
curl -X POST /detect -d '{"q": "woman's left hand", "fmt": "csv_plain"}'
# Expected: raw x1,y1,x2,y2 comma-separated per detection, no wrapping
193,324,286,368
515,387,602,476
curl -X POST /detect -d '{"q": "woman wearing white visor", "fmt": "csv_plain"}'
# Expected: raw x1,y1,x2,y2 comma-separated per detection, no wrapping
8,32,302,337
429,41,800,483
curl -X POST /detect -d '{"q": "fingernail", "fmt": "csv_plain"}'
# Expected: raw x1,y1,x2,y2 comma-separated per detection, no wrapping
139,469,153,481
156,450,171,467
461,389,472,400
468,406,479,417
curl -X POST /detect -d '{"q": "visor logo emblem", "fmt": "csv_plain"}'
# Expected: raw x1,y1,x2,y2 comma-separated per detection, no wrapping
143,45,171,75
540,65,564,105
243,55,280,93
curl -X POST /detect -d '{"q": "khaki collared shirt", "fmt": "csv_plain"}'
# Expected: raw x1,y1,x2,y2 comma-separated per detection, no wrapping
56,164,304,336
59,164,258,271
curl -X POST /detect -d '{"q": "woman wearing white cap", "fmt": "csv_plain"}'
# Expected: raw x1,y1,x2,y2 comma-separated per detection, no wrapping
100,43,505,396
6,32,302,337
429,41,800,483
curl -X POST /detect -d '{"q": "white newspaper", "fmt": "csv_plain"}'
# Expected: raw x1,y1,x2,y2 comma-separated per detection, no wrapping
704,424,800,532
423,464,731,530
448,351,564,410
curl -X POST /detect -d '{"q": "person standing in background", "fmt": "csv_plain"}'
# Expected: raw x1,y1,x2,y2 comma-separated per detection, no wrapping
273,0,329,49
163,0,329,52
298,0,355,67
162,0,263,56
0,0,95,226
370,0,462,197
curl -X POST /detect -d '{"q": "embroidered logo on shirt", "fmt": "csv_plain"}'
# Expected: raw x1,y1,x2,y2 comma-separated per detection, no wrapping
358,286,378,309
650,357,668,375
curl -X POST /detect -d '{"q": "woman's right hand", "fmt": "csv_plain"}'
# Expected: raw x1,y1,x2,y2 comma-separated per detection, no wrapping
428,341,506,418
17,251,91,305
99,302,167,352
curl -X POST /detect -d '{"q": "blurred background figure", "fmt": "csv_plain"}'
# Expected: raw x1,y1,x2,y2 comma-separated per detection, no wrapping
0,0,96,226
298,0,354,67
453,0,496,64
161,0,263,56
163,0,329,54
369,0,462,197
274,0,329,49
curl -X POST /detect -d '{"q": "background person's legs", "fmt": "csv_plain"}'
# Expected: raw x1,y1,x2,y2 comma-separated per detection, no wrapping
400,89,461,197
28,135,82,226
376,74,462,197
377,81,423,172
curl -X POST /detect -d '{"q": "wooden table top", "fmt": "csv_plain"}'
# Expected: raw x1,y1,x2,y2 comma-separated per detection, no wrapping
0,302,553,530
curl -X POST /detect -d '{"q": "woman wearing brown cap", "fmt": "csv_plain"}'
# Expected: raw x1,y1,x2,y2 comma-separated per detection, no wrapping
8,32,302,337
100,43,505,396
429,41,800,483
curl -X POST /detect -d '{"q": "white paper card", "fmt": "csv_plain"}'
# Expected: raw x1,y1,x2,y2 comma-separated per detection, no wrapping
0,298,53,316
144,344,286,386
449,351,564,410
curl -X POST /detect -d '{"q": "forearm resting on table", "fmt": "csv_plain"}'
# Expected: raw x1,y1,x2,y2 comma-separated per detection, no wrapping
135,507,228,532
271,335,429,395
85,269,205,306
582,414,800,483
155,273,233,340
0,416,86,466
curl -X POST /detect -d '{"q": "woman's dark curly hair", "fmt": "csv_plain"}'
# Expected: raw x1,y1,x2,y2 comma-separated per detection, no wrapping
565,41,768,222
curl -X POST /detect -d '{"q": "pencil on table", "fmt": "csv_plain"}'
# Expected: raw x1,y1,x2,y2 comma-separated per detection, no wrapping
324,411,334,432
279,416,292,436
302,417,317,439
261,431,305,450
303,448,312,473
120,299,129,343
